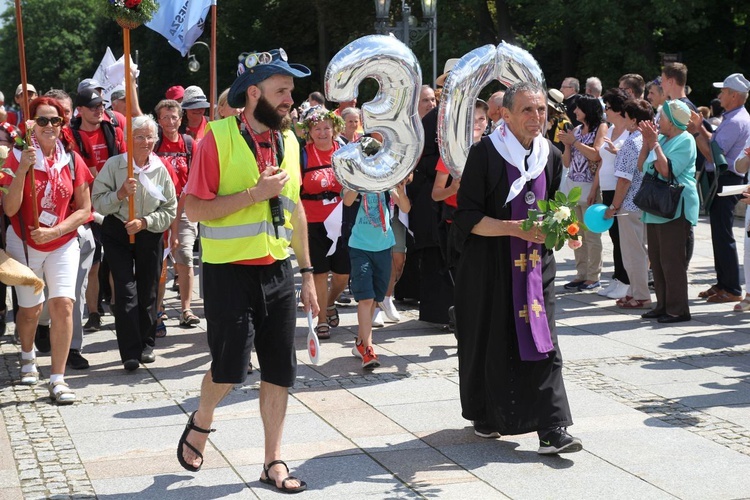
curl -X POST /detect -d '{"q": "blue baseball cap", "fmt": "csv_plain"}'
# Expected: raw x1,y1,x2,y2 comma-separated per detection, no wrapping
228,48,311,108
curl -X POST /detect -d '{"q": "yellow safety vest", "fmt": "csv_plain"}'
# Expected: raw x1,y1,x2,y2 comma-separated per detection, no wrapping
199,117,300,264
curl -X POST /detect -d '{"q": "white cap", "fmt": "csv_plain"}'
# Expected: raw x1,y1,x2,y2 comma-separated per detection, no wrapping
15,83,37,95
712,73,750,93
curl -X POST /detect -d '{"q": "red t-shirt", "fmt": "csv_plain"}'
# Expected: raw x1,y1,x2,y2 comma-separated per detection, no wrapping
104,110,126,132
185,128,276,265
301,143,343,223
435,158,457,208
186,117,207,142
68,125,126,172
1,149,94,252
155,134,196,196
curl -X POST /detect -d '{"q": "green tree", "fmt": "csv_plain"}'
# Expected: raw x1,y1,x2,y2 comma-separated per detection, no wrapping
0,0,101,99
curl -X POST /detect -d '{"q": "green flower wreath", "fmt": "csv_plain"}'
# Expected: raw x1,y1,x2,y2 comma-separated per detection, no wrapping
102,0,159,28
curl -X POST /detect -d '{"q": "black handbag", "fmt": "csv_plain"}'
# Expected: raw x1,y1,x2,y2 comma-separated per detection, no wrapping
634,160,685,219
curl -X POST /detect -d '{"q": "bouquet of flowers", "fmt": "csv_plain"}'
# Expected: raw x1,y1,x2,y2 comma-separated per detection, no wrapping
521,187,584,250
102,0,159,29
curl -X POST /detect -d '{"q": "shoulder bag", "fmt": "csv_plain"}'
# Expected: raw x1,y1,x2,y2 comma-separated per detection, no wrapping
633,160,685,219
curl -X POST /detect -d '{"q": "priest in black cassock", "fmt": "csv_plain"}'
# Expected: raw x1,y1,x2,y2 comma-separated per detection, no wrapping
452,82,583,455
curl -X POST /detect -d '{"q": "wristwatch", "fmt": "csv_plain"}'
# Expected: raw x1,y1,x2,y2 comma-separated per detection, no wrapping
609,204,619,212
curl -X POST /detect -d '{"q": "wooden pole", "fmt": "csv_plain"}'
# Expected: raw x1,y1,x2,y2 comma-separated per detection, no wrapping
123,28,135,243
209,3,217,120
14,0,38,229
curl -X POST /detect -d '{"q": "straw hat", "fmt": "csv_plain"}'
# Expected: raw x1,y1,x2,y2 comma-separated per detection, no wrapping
0,250,44,294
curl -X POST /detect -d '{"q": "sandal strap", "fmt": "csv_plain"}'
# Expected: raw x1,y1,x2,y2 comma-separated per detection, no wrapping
326,305,337,311
21,358,37,367
188,412,215,434
264,459,290,475
49,381,73,395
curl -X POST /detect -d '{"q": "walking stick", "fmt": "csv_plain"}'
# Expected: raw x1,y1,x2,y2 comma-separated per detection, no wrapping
123,28,135,243
15,0,39,230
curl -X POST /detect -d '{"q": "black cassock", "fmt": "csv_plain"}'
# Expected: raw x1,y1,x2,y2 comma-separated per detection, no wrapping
451,136,573,435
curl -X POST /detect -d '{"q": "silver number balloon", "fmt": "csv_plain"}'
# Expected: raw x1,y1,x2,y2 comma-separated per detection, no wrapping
438,42,546,179
325,35,423,192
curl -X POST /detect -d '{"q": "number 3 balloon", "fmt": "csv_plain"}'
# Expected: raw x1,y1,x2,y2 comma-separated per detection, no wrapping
438,42,546,178
325,35,423,192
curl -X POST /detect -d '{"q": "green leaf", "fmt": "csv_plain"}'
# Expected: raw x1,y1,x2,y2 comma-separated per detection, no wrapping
555,191,566,204
544,232,557,250
537,199,548,212
568,187,582,204
555,239,565,251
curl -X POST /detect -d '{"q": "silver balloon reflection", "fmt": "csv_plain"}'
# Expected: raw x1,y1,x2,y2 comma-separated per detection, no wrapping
437,42,546,179
437,45,498,179
325,35,423,192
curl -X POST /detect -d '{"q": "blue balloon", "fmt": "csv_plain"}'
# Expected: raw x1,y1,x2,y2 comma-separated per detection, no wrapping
584,204,614,233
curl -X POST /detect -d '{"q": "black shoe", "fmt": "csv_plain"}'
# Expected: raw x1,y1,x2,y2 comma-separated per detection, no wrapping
171,278,180,292
66,349,90,370
83,312,101,332
538,427,583,455
140,345,156,364
0,309,6,336
641,309,665,319
657,313,691,324
473,422,501,439
123,359,139,371
564,280,585,290
97,301,105,316
35,324,51,353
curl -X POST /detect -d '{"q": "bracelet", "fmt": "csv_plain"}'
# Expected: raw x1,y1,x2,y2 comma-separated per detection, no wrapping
299,267,315,274
246,188,255,204
57,227,62,238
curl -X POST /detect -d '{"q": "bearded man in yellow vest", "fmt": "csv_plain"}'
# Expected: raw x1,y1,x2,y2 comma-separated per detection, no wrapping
177,48,319,493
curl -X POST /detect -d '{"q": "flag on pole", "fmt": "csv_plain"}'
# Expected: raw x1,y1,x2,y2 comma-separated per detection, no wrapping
145,0,216,57
89,48,139,104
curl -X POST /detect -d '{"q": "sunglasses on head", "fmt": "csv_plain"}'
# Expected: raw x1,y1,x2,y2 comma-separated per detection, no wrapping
35,116,63,127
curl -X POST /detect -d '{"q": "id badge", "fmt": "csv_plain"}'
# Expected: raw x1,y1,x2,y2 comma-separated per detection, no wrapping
39,211,58,228
322,197,338,206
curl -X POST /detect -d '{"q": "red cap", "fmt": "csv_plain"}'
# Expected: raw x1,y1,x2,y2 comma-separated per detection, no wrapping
166,85,185,101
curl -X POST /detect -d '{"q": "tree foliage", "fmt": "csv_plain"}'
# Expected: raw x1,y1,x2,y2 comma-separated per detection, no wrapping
1,0,748,114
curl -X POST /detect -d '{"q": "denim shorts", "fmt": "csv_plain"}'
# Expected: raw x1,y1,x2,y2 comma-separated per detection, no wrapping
349,247,392,302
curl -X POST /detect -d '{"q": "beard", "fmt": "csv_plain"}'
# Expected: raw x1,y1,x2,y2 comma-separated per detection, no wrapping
254,95,291,131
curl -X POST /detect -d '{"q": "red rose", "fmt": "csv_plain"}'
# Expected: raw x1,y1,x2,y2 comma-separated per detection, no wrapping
124,0,142,8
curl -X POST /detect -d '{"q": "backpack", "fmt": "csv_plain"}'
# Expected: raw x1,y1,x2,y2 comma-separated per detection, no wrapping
104,109,119,128
154,127,194,169
69,117,119,160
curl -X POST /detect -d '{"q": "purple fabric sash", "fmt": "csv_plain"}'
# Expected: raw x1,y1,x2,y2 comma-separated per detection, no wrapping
507,161,554,361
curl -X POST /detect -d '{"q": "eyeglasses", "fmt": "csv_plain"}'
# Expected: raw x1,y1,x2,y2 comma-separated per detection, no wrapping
134,135,157,142
604,105,612,111
237,48,287,75
35,116,63,127
87,103,104,111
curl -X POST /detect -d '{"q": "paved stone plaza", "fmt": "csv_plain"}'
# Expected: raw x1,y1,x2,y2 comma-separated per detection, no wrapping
1,215,749,499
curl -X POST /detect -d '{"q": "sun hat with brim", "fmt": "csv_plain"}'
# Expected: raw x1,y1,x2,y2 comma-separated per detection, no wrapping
15,83,37,96
181,86,210,110
712,73,750,93
228,48,311,108
435,58,460,88
662,99,691,131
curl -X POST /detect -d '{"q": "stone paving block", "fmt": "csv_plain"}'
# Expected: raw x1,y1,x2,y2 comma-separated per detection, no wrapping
369,446,475,488
412,480,511,499
316,406,408,438
591,359,728,387
90,468,253,499
351,432,429,453
376,399,467,434
235,455,419,499
580,424,750,499
346,376,459,406
85,448,229,481
439,439,676,500
564,386,641,419
646,378,750,408
292,387,371,412
702,403,750,429
558,333,654,360
59,401,186,434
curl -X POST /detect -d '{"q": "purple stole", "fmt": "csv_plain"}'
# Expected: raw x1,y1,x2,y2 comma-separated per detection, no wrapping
507,162,554,361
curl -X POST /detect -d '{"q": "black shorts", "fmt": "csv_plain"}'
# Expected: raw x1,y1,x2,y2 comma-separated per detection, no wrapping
90,222,103,263
308,222,350,275
203,259,297,386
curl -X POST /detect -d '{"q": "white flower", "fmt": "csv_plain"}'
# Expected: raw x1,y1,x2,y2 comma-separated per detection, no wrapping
552,206,571,224
0,145,9,160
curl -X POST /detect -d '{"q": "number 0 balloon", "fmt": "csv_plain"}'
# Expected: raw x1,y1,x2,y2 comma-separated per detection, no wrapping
438,42,546,178
325,35,423,192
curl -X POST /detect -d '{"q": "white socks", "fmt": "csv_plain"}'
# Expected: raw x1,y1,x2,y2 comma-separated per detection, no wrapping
21,350,36,373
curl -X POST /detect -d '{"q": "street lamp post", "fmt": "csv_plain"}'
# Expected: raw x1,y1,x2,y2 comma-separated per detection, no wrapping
374,0,438,88
186,41,217,120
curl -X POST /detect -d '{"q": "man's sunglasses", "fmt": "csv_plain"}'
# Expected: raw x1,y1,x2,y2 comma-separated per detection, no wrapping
35,116,63,127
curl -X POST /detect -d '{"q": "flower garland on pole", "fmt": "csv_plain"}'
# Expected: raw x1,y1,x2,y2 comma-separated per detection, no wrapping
101,0,157,241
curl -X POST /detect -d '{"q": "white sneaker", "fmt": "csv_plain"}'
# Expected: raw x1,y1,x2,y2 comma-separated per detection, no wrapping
372,309,385,328
597,279,620,297
606,282,630,299
378,296,401,323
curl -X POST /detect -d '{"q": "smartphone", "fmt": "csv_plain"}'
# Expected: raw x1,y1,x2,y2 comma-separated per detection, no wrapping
563,123,573,132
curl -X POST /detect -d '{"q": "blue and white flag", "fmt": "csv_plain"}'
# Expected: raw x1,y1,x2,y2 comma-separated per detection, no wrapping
145,0,216,57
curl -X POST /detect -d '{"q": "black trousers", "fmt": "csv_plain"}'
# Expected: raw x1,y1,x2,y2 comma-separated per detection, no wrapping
709,173,744,296
100,215,164,362
601,190,629,284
